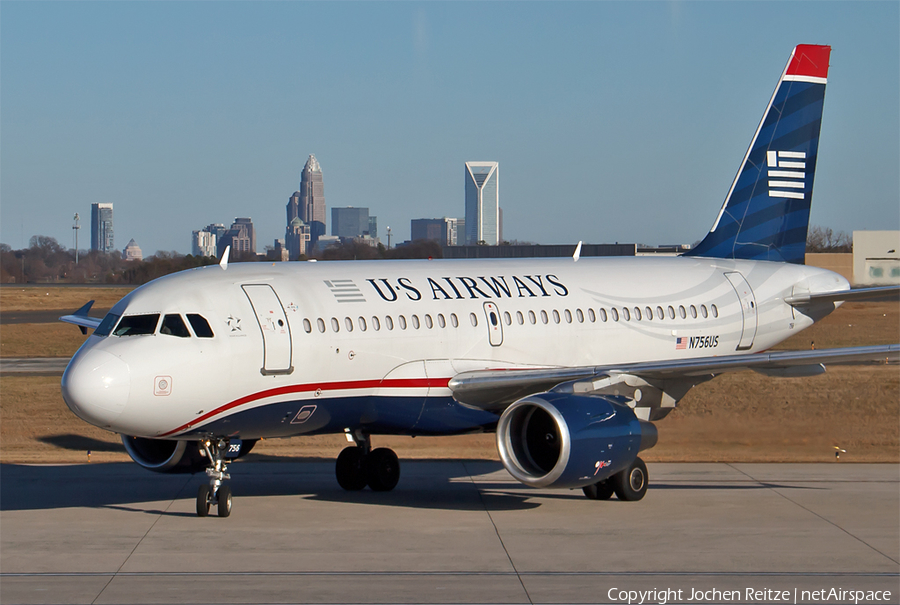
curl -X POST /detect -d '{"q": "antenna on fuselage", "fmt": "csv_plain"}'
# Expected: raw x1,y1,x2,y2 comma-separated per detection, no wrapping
573,241,582,263
219,245,231,270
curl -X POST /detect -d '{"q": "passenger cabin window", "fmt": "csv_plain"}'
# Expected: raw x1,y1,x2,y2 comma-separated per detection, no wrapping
186,314,214,338
94,313,121,337
114,314,160,337
161,314,191,338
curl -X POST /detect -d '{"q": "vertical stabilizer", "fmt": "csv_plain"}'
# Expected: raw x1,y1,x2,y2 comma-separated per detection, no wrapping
685,44,831,264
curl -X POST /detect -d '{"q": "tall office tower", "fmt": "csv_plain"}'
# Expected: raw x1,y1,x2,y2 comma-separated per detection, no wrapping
298,154,326,248
218,218,255,257
232,218,256,254
332,207,371,239
368,216,378,240
464,162,499,245
191,230,217,257
206,223,226,242
454,218,465,246
287,191,301,224
90,203,114,252
411,218,458,246
285,217,311,260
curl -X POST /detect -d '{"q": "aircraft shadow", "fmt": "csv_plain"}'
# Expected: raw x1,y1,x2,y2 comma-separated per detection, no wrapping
0,460,541,514
37,434,124,453
0,461,824,516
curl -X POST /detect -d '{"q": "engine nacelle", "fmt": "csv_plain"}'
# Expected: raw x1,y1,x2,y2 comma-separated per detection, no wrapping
496,392,657,489
120,435,208,474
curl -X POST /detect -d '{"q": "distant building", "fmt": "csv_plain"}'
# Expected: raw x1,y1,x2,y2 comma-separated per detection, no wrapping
122,239,143,262
295,155,326,248
91,203,114,252
332,207,376,240
206,223,226,243
853,230,900,285
464,162,499,245
312,235,341,254
368,216,378,240
270,239,290,262
285,217,311,260
191,230,217,257
443,243,636,259
411,218,459,246
218,218,255,256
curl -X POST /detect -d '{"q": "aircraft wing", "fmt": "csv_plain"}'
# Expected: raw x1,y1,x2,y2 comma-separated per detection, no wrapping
785,285,900,305
448,344,900,411
59,301,102,335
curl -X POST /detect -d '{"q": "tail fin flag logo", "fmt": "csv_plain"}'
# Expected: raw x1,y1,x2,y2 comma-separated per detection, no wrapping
767,151,806,200
684,44,830,265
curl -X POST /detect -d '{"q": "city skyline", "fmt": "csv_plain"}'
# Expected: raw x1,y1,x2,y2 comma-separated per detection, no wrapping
2,3,897,255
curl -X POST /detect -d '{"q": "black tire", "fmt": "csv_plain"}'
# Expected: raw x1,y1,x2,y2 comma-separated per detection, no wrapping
336,447,368,491
217,484,232,518
612,457,648,502
196,484,210,517
366,448,400,492
583,479,615,500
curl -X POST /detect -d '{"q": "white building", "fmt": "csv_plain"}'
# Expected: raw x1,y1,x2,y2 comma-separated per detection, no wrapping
122,239,143,262
191,229,217,257
853,231,900,285
464,162,499,245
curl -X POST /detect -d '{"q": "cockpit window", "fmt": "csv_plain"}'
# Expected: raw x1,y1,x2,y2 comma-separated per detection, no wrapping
113,314,160,337
187,314,214,338
94,313,121,337
161,314,191,338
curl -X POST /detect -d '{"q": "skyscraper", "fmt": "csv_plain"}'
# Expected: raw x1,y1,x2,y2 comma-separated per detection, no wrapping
411,218,459,246
464,162,499,245
218,218,255,257
296,154,326,248
90,203,114,252
332,207,371,239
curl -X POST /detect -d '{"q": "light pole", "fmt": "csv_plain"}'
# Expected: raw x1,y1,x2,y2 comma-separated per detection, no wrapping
386,226,392,249
72,213,80,265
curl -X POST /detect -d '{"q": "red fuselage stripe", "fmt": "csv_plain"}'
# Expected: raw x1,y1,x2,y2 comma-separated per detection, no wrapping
159,377,450,437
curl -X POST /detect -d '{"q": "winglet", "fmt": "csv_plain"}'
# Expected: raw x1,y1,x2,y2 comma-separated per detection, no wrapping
59,300,101,335
573,241,582,263
219,245,230,270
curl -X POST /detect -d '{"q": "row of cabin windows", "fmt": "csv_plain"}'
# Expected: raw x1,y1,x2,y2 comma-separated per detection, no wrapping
301,303,719,334
95,313,215,338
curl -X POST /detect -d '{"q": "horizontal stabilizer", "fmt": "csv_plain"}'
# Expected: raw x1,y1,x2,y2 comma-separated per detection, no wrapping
785,285,900,305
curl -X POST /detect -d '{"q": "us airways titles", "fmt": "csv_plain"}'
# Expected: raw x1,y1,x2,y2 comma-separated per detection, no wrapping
363,274,569,303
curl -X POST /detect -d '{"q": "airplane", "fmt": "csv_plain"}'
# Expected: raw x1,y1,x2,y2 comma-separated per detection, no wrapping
60,44,899,517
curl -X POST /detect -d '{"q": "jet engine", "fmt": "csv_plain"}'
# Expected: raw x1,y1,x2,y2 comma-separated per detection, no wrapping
121,436,209,473
121,436,259,473
496,392,657,489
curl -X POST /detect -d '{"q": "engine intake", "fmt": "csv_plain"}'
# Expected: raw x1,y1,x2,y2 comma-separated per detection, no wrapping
121,435,208,474
496,392,657,489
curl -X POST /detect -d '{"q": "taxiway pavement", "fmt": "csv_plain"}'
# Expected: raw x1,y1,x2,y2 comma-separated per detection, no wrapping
1,462,897,604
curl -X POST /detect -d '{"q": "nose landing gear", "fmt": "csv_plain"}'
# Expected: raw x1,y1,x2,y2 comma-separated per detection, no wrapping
196,438,233,517
335,430,400,492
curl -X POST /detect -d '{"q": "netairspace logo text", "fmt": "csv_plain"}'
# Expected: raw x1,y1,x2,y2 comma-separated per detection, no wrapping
606,587,893,604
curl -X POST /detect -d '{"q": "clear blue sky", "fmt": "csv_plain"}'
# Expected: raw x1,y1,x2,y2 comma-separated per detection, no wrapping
2,1,898,255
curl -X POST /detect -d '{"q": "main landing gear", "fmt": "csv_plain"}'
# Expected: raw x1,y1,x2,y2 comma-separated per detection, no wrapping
196,438,233,517
582,457,648,502
335,430,400,492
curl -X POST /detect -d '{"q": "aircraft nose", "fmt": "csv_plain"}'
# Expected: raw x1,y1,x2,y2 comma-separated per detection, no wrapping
61,349,131,429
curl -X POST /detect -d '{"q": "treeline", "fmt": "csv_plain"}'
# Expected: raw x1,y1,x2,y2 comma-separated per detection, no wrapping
1,227,851,285
0,236,443,285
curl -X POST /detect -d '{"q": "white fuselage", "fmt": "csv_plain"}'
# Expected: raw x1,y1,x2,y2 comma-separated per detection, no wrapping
61,256,848,440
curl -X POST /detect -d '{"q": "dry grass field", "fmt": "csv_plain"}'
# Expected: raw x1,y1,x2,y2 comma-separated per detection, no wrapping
0,287,897,464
